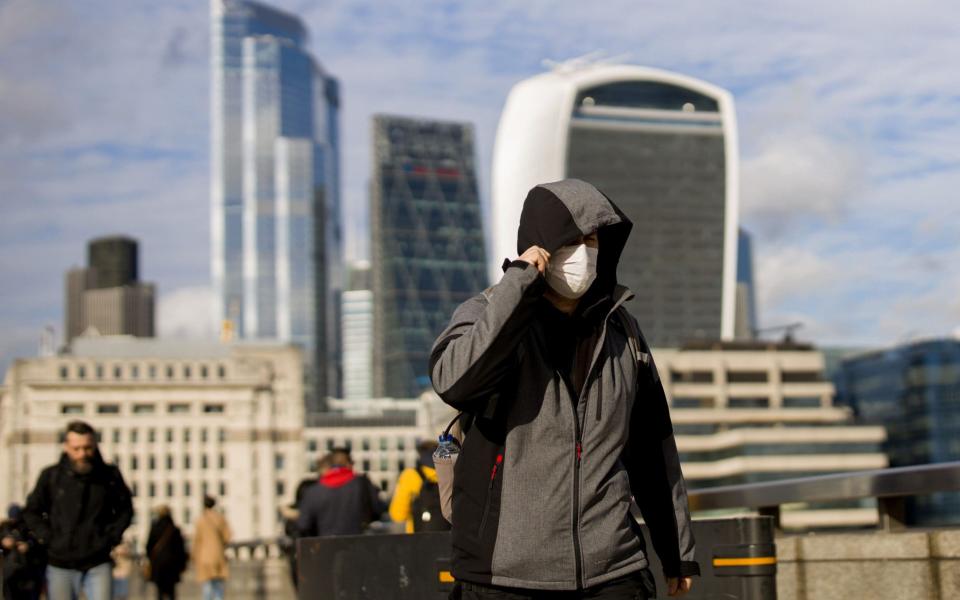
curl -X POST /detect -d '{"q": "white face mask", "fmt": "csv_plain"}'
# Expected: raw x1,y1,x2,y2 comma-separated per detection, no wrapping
545,243,598,299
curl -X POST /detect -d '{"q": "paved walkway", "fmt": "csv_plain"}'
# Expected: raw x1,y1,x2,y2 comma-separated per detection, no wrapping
128,559,295,600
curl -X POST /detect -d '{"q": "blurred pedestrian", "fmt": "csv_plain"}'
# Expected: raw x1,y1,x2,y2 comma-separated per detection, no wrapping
280,454,332,589
145,507,187,600
22,420,133,600
110,541,133,600
297,448,386,538
191,496,232,600
389,440,450,533
1,503,45,600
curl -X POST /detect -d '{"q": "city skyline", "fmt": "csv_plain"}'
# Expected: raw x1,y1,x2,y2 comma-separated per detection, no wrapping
2,0,959,377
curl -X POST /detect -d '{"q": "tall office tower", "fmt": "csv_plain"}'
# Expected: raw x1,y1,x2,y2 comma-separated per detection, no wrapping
734,229,758,340
64,236,155,343
370,115,488,399
492,64,739,347
210,0,342,410
342,262,373,401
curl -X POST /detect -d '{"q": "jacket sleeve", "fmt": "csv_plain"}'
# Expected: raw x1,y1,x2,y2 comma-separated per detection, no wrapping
388,469,419,525
623,349,700,579
429,262,545,410
22,468,53,545
296,493,317,538
104,467,134,545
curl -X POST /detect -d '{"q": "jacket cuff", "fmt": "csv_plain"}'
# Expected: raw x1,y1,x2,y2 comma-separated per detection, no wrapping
665,561,701,578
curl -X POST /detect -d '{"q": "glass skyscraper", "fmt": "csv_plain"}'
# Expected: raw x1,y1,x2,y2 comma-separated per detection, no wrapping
210,0,341,410
371,116,488,399
835,339,960,525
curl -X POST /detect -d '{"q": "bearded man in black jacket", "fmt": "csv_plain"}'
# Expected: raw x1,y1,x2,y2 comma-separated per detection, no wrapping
23,420,133,600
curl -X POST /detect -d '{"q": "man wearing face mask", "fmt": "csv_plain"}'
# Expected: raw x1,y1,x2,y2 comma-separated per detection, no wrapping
431,179,698,599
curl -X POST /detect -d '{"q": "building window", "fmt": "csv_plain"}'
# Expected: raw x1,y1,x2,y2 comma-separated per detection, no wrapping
219,454,225,469
131,456,138,471
728,397,770,409
201,428,208,443
727,371,769,383
397,459,405,471
307,440,317,452
61,404,84,415
380,438,388,451
201,365,209,379
362,438,371,451
184,429,191,443
132,482,139,497
184,508,191,524
113,365,122,379
183,365,191,379
96,364,104,379
184,482,191,497
165,454,173,470
218,428,226,443
670,370,714,384
59,365,68,379
325,439,334,451
131,365,139,379
203,404,224,414
77,365,86,379
397,438,406,451
781,371,824,383
218,365,226,379
148,456,156,470
276,481,285,497
168,404,190,414
166,482,173,497
274,454,285,470
97,404,120,414
132,404,155,414
380,480,389,492
783,396,822,408
166,429,174,443
380,458,388,471
166,365,174,378
202,482,209,496
202,455,208,470
362,459,371,472
148,483,156,498
148,364,157,379
131,429,139,443
184,456,191,470
219,482,226,496
148,429,156,443
113,430,121,444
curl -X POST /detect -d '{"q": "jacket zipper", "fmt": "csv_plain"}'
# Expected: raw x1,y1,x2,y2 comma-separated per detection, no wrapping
559,371,585,589
477,453,503,537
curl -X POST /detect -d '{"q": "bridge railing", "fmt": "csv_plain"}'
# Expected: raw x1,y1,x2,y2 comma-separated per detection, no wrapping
687,461,960,530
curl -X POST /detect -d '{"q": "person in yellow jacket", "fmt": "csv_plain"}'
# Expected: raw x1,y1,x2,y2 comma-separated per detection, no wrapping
389,441,450,533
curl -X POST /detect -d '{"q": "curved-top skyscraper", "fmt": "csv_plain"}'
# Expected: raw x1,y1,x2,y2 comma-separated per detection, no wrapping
491,64,739,347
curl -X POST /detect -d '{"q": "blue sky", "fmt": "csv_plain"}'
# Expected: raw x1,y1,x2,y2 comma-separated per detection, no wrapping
1,0,959,377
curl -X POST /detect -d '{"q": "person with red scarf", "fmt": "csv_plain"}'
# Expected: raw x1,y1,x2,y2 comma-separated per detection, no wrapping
296,449,386,538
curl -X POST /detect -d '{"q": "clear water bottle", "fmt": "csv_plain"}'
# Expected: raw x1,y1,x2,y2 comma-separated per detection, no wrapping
433,432,460,524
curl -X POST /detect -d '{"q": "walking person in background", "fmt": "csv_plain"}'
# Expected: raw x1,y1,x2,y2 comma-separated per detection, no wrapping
430,180,699,598
389,440,450,533
1,503,45,600
110,541,133,600
22,421,133,600
145,507,187,600
297,448,386,538
280,454,332,589
191,496,232,600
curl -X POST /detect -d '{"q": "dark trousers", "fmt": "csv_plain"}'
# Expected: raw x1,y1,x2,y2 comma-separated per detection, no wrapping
451,569,655,600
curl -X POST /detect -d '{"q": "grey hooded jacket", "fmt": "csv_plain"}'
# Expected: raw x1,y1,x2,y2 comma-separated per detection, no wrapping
430,179,699,591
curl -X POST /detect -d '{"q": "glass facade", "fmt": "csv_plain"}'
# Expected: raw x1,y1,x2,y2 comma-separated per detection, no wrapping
734,229,758,340
211,0,341,408
835,339,960,525
566,81,727,348
371,116,488,398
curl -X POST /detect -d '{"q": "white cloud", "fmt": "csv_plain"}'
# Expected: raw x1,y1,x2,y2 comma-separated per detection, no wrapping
157,286,216,340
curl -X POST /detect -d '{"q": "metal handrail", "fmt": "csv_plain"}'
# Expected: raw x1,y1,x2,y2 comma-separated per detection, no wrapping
687,461,960,524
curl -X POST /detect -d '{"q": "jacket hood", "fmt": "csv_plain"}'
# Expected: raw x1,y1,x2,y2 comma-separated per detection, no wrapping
515,179,632,297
